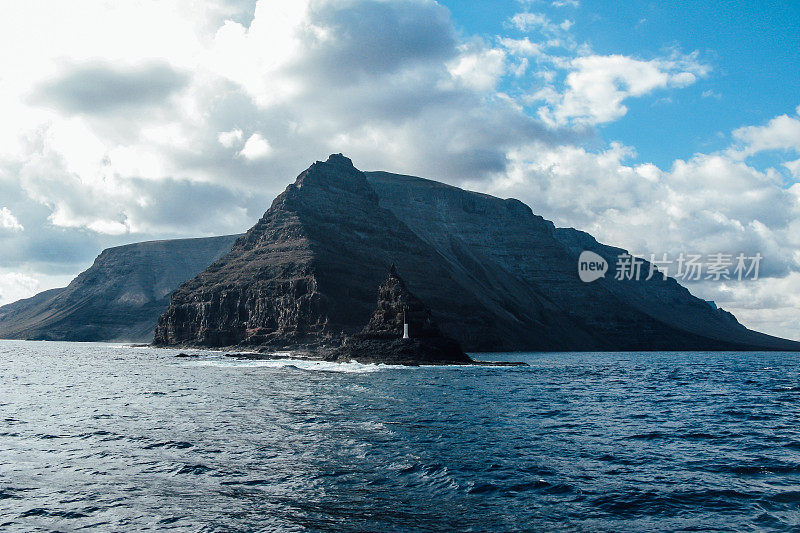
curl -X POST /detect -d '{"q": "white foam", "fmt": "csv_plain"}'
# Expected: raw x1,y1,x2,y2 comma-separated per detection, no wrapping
187,358,412,373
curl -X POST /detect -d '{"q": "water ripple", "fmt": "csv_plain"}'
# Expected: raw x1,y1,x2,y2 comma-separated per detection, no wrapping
2,341,800,531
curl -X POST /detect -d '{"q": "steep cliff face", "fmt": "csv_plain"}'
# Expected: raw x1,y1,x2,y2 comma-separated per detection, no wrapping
365,171,798,350
550,227,778,347
155,155,800,351
0,235,239,342
154,154,500,348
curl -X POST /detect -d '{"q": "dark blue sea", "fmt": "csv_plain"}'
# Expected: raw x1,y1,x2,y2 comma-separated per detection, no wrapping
2,341,800,531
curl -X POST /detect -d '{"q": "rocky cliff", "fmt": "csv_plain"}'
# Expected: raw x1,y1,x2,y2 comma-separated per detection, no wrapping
154,155,800,351
366,170,798,350
0,235,239,342
326,265,471,364
154,154,498,348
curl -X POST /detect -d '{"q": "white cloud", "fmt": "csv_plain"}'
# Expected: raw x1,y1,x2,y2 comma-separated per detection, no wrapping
696,273,800,341
447,45,507,91
784,158,800,178
509,11,575,39
238,133,272,160
218,128,244,148
499,37,544,57
731,110,800,157
511,12,552,31
0,271,39,306
535,54,708,126
488,140,797,274
0,207,23,232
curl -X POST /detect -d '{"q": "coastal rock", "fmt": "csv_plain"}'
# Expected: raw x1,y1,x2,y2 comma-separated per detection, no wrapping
326,266,471,365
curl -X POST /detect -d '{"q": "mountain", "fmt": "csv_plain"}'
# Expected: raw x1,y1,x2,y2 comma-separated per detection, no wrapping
0,235,240,342
154,154,800,351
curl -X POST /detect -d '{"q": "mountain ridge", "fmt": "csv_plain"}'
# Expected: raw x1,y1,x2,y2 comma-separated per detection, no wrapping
154,155,799,351
0,235,240,342
3,155,796,351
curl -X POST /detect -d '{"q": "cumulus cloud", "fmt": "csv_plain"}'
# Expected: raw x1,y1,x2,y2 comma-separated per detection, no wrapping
2,0,561,260
486,136,798,277
0,272,39,306
0,207,23,232
534,53,708,126
238,133,272,160
447,45,507,91
218,128,244,148
731,108,800,156
499,37,544,58
510,12,570,35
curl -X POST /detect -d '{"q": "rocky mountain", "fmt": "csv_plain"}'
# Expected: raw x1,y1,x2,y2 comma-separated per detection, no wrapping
0,235,240,342
326,265,471,364
366,170,797,350
154,154,800,351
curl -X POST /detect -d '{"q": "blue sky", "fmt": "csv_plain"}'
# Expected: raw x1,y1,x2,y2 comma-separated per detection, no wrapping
0,0,799,339
445,0,800,169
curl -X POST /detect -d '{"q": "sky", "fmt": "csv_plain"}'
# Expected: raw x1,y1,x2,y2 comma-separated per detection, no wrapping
1,0,799,339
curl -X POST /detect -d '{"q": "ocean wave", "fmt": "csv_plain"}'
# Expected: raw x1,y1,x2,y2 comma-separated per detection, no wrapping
186,358,417,373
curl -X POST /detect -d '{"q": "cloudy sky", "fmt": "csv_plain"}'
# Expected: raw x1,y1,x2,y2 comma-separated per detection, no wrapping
1,0,799,339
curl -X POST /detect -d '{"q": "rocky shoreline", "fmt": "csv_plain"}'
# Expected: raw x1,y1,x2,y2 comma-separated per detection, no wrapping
174,265,528,367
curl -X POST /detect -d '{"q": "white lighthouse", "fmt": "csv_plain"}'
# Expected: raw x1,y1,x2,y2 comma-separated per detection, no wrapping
402,307,410,339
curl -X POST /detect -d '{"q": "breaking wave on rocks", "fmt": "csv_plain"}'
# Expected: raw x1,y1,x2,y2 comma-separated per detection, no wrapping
190,357,413,373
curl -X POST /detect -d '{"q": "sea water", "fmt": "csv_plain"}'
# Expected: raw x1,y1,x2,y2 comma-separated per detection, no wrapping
1,340,799,531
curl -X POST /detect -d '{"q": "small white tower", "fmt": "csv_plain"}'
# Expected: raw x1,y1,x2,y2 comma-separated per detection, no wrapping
402,307,410,339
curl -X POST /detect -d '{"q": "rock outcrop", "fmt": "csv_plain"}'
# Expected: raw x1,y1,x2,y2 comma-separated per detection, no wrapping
326,265,471,364
0,235,240,342
154,154,800,352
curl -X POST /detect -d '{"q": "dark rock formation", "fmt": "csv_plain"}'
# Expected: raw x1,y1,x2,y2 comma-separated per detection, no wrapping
6,153,796,351
362,264,443,339
0,235,239,342
326,265,471,364
153,155,800,352
154,154,497,349
366,170,800,351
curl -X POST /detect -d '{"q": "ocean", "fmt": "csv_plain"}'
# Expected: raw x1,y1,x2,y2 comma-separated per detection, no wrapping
1,340,799,531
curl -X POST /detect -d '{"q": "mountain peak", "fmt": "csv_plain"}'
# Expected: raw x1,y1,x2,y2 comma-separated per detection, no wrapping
325,153,354,167
292,153,375,198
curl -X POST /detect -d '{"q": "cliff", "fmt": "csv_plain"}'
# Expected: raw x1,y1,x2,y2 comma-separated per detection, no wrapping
0,235,240,342
366,171,797,350
326,265,471,364
154,154,497,348
154,155,800,351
